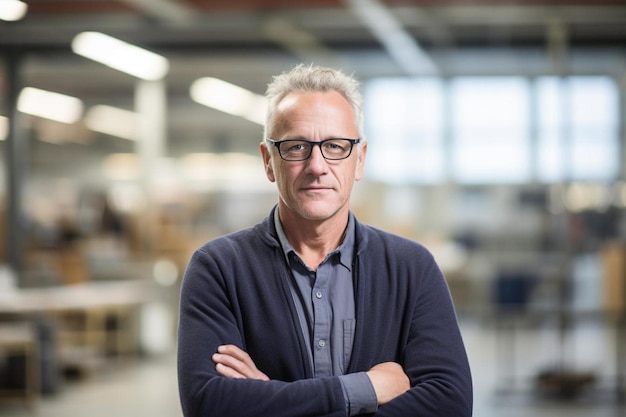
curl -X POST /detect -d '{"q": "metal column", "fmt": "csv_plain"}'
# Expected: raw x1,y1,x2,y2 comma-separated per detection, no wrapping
4,50,25,284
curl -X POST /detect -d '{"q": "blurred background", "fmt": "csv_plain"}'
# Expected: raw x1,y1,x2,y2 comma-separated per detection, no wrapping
0,0,625,416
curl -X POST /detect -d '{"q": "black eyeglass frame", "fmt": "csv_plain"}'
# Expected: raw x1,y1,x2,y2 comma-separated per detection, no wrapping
267,138,361,161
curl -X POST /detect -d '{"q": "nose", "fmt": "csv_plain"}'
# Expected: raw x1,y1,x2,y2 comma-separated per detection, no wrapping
305,143,328,175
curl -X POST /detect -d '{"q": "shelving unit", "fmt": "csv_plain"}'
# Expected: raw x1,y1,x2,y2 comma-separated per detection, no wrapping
0,323,39,410
492,243,626,403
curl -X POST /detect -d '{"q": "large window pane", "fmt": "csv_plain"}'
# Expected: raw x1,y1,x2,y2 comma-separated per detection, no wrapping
364,78,444,184
535,78,565,182
536,76,619,182
451,77,530,183
569,77,619,181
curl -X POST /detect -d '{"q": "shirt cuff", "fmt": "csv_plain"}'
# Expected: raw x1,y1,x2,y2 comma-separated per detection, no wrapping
339,372,378,416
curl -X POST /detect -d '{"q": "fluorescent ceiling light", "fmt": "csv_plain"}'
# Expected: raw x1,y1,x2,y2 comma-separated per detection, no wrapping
85,105,139,140
17,87,84,124
0,116,7,140
190,77,267,125
0,0,28,21
72,32,169,81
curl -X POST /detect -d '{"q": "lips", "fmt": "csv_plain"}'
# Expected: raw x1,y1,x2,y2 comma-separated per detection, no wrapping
302,186,331,191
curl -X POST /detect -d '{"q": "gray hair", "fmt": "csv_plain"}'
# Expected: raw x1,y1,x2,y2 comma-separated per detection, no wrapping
263,63,364,142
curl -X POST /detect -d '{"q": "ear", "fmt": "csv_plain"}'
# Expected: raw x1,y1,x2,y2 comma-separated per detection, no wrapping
260,141,276,183
354,141,367,181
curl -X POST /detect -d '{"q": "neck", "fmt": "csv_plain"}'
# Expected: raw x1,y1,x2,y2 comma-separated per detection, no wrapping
278,205,349,269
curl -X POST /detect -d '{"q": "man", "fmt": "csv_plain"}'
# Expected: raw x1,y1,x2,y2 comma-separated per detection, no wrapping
177,64,473,416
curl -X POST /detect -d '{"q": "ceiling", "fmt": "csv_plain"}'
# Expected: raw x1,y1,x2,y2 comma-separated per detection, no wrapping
1,0,626,160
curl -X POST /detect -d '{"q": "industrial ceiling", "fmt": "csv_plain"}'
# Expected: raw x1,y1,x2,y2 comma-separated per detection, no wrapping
1,0,626,158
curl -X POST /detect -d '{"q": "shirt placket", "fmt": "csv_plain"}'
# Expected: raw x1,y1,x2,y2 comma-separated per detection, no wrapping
311,265,332,377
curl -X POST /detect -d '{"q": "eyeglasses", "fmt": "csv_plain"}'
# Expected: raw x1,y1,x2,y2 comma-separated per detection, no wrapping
267,138,361,161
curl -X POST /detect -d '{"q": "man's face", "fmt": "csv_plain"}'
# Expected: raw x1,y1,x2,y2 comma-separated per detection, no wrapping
260,90,367,223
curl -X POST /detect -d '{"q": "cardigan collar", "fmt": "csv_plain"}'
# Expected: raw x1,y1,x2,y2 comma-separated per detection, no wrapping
254,204,370,258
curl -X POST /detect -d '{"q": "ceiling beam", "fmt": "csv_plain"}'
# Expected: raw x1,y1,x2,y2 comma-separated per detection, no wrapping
262,15,343,68
116,0,195,26
345,0,438,76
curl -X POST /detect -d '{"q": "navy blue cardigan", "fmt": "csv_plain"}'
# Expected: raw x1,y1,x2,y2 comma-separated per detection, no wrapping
177,208,473,416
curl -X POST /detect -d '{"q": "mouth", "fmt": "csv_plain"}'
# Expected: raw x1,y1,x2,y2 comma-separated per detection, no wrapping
301,186,331,192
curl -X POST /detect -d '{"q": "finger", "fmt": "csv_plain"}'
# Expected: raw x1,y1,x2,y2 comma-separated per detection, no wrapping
218,345,254,365
213,346,269,381
212,353,250,378
214,361,246,379
214,346,255,373
216,345,263,375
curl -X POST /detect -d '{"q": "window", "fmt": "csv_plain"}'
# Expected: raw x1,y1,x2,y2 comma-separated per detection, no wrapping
364,75,619,184
536,76,619,182
364,78,445,184
450,77,530,183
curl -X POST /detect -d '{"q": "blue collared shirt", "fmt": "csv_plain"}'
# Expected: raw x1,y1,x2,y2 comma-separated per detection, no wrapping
274,209,377,416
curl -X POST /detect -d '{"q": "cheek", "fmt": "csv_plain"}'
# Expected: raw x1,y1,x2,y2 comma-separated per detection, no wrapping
340,163,359,184
272,163,295,189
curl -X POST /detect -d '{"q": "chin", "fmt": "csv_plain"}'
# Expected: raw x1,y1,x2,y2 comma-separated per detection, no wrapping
294,202,344,222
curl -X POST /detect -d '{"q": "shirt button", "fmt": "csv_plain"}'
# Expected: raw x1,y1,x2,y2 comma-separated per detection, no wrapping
318,339,326,348
315,291,323,299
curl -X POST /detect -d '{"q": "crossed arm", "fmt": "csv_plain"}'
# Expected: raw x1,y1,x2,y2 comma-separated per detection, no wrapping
212,344,410,407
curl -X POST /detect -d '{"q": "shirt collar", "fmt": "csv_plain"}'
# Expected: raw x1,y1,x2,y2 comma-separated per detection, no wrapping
274,208,355,271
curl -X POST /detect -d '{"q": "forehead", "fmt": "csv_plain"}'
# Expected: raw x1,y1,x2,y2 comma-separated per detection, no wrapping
277,89,350,111
273,90,357,137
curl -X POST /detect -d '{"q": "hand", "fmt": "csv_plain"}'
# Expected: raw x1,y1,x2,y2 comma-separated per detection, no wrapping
212,344,270,381
366,362,410,405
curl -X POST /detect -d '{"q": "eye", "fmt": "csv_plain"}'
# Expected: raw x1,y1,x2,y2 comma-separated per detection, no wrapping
323,140,348,151
280,141,311,157
291,143,306,151
286,142,308,152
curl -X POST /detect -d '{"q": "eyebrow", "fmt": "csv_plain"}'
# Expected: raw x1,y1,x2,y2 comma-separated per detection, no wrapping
279,135,308,141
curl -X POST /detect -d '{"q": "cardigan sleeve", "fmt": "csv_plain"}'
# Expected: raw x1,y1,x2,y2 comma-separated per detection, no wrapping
177,248,349,417
373,251,473,417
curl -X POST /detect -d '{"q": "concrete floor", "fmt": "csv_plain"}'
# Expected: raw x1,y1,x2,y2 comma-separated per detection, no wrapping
1,319,625,417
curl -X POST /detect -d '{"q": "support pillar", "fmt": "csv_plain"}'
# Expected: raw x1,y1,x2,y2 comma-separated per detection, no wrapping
4,51,25,284
134,79,167,254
